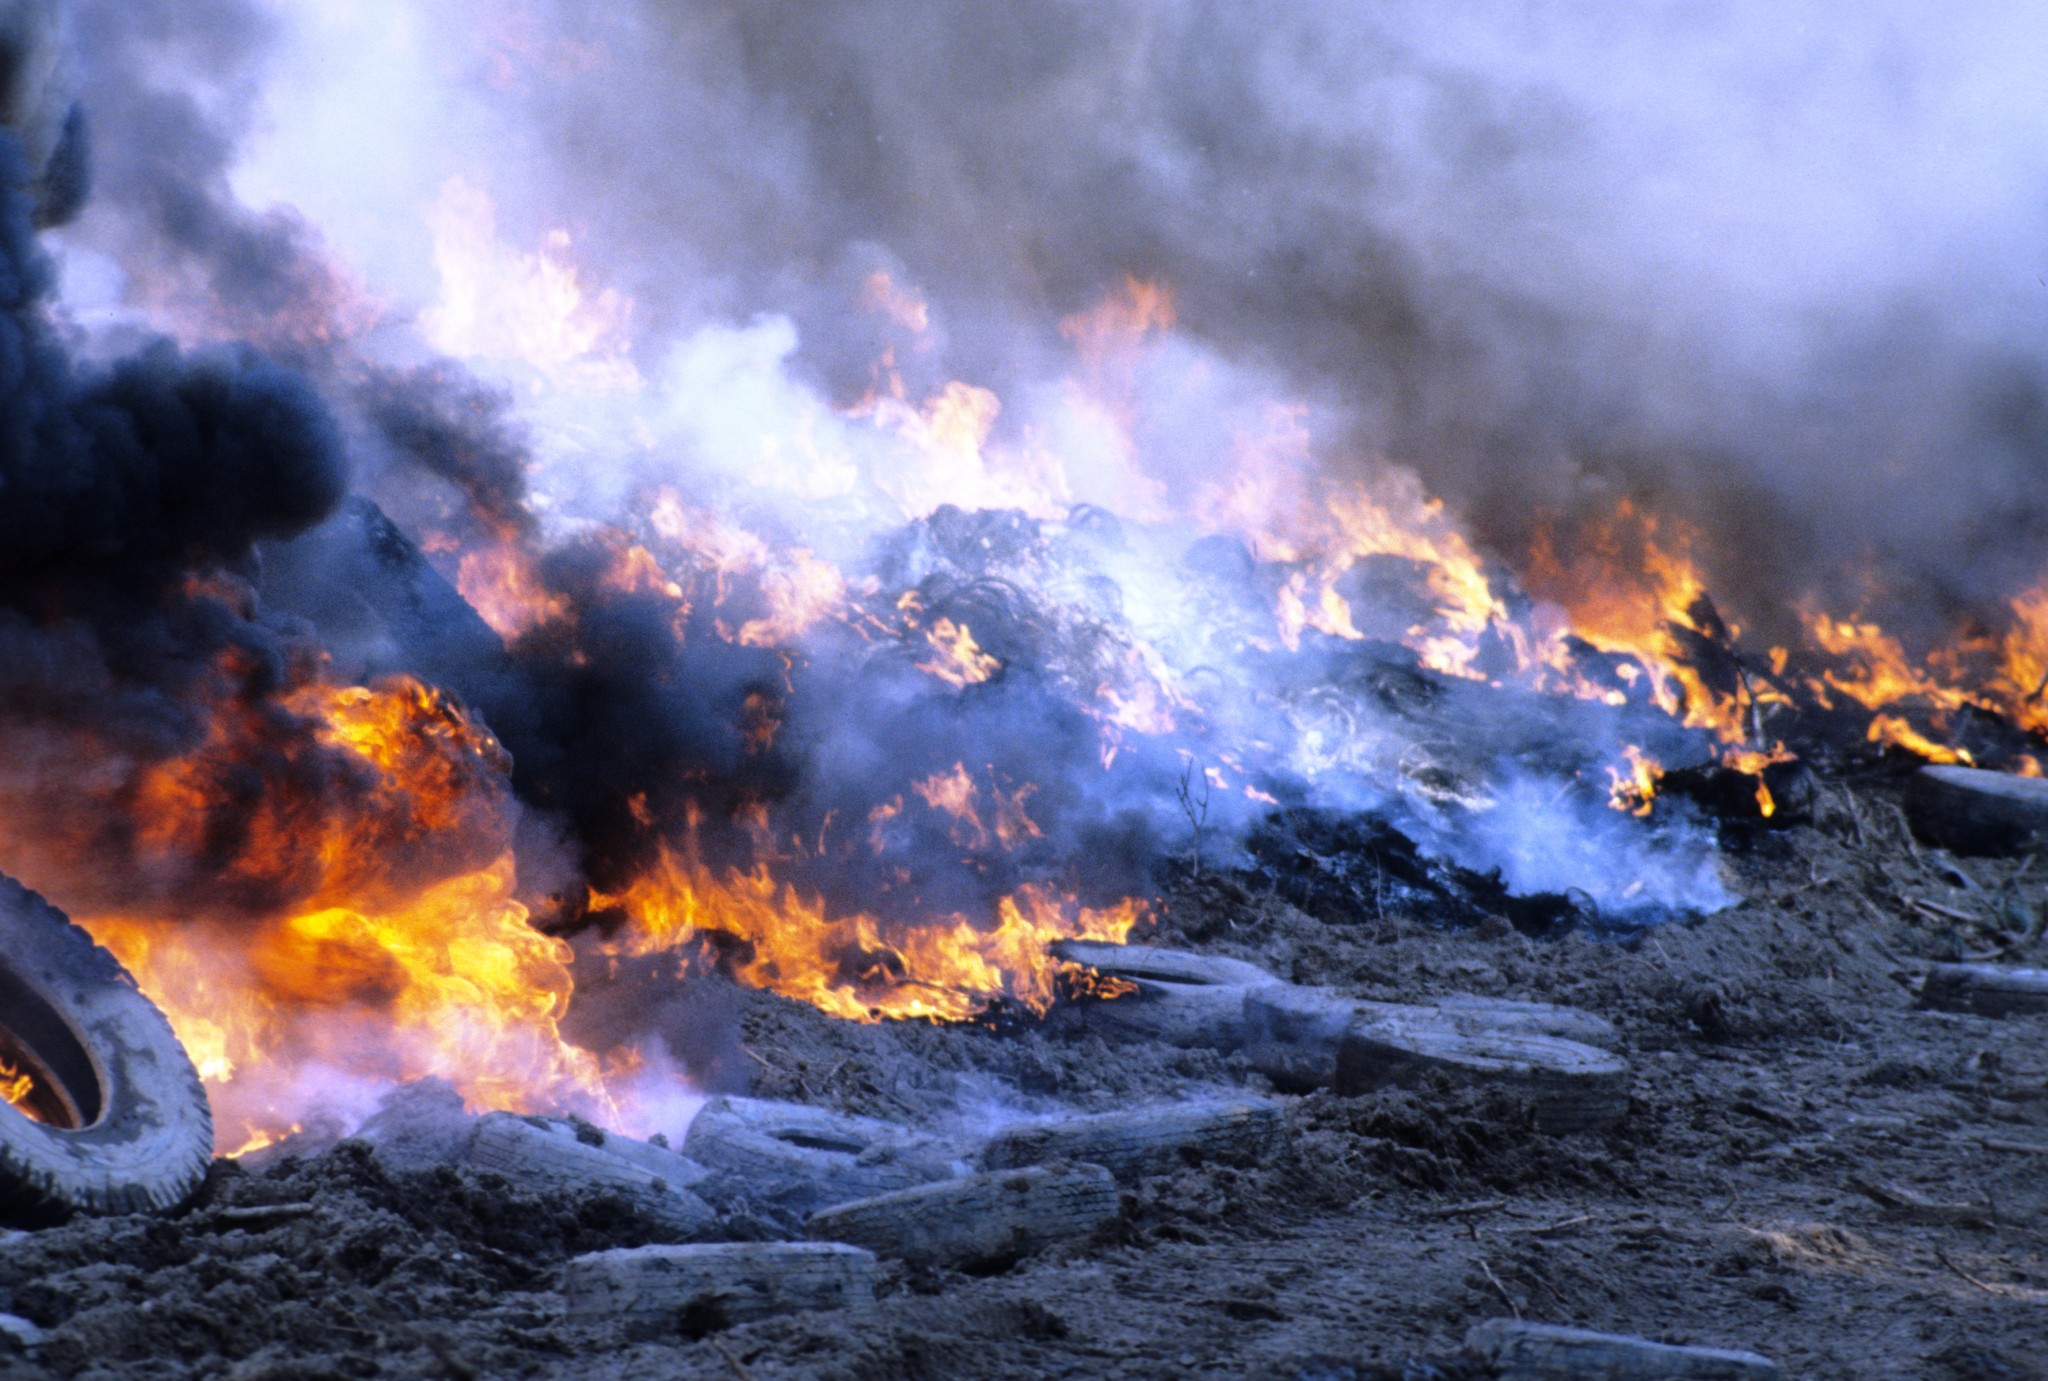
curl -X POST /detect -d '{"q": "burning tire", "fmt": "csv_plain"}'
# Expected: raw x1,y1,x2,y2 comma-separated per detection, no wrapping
0,876,213,1218
1048,941,1281,1050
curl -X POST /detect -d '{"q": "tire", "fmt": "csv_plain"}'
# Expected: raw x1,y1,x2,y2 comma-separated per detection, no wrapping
976,1097,1285,1182
1919,963,2048,1019
682,1097,960,1215
806,1162,1118,1270
1907,765,2048,855
1244,987,1621,1093
466,1113,717,1241
1430,996,1619,1049
563,1242,880,1329
1048,942,1282,1050
1242,985,1364,1091
1466,1319,1781,1380
1335,1013,1630,1134
0,876,213,1218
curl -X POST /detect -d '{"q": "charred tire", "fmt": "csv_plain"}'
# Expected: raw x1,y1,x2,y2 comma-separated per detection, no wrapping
564,1242,880,1328
977,1097,1286,1182
1335,1014,1629,1135
806,1162,1118,1270
0,876,213,1218
1919,963,2048,1019
1906,765,2048,855
1048,942,1281,1051
466,1113,717,1241
682,1097,959,1215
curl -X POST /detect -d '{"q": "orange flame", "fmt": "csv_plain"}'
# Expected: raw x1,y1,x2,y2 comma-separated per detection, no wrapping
1524,504,1767,744
2000,584,2048,736
1804,612,1970,719
457,544,570,641
1607,746,1663,817
917,618,1002,689
65,679,630,1152
594,838,1142,1024
0,1059,37,1121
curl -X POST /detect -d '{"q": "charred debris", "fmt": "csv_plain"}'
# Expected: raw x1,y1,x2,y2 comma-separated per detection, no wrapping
268,494,2035,967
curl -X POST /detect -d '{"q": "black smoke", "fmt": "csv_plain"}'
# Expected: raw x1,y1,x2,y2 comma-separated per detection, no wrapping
0,122,363,920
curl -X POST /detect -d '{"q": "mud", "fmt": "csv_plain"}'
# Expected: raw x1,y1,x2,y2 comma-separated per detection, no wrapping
4,781,2048,1379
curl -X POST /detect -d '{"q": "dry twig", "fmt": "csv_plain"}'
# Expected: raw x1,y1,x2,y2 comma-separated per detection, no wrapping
1513,1213,1601,1237
1903,896,1980,926
1933,1246,2001,1295
1474,1255,1520,1319
712,1340,756,1381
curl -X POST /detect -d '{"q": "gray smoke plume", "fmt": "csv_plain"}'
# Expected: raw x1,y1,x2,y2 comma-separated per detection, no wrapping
327,0,2047,641
29,0,2048,947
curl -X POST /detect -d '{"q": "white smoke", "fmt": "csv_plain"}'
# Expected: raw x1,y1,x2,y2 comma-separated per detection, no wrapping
55,0,2048,928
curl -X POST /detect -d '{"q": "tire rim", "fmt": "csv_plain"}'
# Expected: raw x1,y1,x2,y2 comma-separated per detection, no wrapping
0,960,104,1131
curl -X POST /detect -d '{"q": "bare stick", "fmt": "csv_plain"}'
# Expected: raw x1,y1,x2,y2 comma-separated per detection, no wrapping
711,1341,756,1381
1934,1246,2001,1295
1421,1199,1507,1220
1475,1255,1521,1319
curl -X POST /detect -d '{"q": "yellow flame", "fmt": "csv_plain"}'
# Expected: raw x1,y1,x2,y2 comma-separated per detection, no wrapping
595,840,1142,1024
0,1059,37,1121
75,681,625,1154
421,176,642,393
918,618,1002,689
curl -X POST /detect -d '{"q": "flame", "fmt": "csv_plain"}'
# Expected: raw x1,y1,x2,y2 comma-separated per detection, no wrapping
1524,504,1766,744
1722,743,1796,817
595,839,1141,1023
0,1059,38,1121
2000,584,2048,736
33,228,2048,1174
224,1124,303,1162
1061,274,1177,395
457,544,571,641
1804,612,1970,719
421,176,642,393
644,492,856,646
857,377,1072,519
1864,714,1972,765
910,764,1044,850
860,271,932,336
1607,746,1663,817
917,617,1002,689
739,549,849,649
64,679,632,1152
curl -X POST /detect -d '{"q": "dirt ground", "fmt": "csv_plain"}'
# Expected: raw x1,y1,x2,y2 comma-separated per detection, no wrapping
4,779,2048,1380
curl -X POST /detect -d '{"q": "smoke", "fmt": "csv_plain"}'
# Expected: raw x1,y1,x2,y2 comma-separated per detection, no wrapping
38,0,1769,924
40,0,2047,946
0,112,371,925
207,0,2046,641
